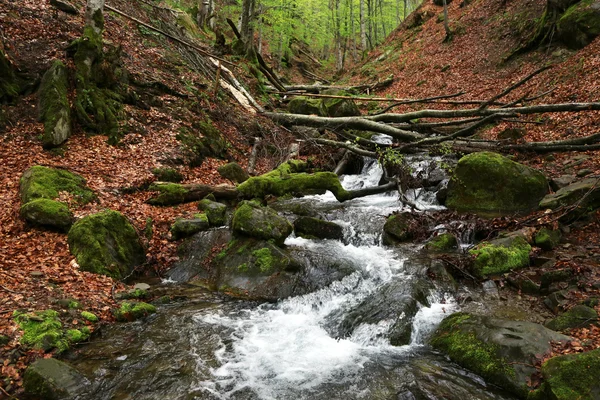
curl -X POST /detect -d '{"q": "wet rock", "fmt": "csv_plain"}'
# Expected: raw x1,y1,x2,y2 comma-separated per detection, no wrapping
382,213,415,245
534,227,561,251
20,198,74,232
430,313,571,398
114,301,156,322
170,216,210,240
217,162,249,183
536,348,600,399
231,201,292,246
68,210,146,279
507,273,541,295
197,199,227,226
482,280,499,300
446,152,547,217
545,304,597,331
540,268,573,292
424,233,458,252
293,216,344,240
24,358,89,400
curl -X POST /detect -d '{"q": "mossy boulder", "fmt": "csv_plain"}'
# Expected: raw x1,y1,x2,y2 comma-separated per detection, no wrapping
557,0,600,49
114,301,156,322
538,348,600,399
446,152,548,216
430,313,571,398
382,213,415,245
539,177,600,221
237,161,350,202
38,60,71,149
217,162,249,183
288,96,323,115
67,210,146,279
469,235,531,278
425,233,458,252
80,311,98,322
293,216,344,240
20,198,74,232
151,167,183,183
197,199,227,226
321,89,361,117
20,165,95,205
534,227,561,251
231,201,292,245
23,358,89,400
170,215,210,240
545,305,598,332
14,310,68,352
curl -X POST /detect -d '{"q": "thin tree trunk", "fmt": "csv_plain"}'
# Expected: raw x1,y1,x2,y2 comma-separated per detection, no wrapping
360,0,367,51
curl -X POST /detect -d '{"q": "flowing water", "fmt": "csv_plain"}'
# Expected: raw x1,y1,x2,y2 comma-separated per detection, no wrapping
68,154,516,400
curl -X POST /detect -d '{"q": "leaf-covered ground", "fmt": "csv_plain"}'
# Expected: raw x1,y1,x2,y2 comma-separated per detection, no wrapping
1,0,600,396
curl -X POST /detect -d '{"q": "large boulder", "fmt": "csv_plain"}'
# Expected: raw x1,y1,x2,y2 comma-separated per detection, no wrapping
446,152,548,216
430,313,571,398
288,96,324,115
20,198,74,232
23,358,89,400
293,216,344,240
38,60,71,149
382,213,417,245
469,235,531,278
557,0,600,49
67,210,146,279
217,162,249,183
539,177,600,221
197,199,227,226
170,215,210,240
545,304,598,332
321,89,361,117
535,348,600,399
20,165,95,205
231,201,293,245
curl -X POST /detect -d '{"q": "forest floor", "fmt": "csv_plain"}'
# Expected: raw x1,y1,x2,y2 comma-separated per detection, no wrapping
2,0,600,397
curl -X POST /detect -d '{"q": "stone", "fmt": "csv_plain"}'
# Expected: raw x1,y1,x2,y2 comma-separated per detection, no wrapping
23,358,89,400
170,216,210,240
534,227,561,251
469,235,531,278
217,162,249,183
320,89,361,117
545,304,598,331
38,60,71,148
293,216,344,240
539,177,600,221
288,96,323,115
49,0,79,14
537,348,600,399
497,127,526,140
540,268,573,291
446,152,548,217
197,199,227,226
20,165,95,205
424,233,458,252
67,210,146,279
557,0,600,49
576,168,592,177
231,201,292,246
151,167,183,183
114,301,156,322
133,283,151,291
430,313,571,398
382,213,415,245
544,290,569,314
20,198,74,232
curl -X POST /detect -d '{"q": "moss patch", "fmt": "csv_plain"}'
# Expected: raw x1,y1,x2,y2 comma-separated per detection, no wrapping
541,348,600,399
151,167,183,183
38,60,71,149
231,201,292,245
147,182,190,206
545,305,598,332
80,311,98,322
252,248,274,273
535,227,561,251
114,302,156,322
14,310,68,352
469,236,531,278
19,198,74,232
20,165,95,205
197,199,227,226
67,210,146,279
425,233,458,252
557,0,600,49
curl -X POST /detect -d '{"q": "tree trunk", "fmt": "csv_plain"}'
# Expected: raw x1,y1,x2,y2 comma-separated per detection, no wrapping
360,0,368,51
240,0,256,55
442,0,451,41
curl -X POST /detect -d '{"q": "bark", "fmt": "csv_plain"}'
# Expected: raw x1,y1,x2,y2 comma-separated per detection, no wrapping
147,183,240,205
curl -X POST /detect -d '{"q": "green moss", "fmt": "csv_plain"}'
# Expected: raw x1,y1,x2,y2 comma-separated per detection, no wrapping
557,0,600,49
19,198,74,232
80,311,98,322
197,199,227,226
20,166,95,205
67,301,80,309
38,60,71,149
252,248,274,273
425,233,458,252
65,329,89,343
170,216,210,240
237,263,249,272
14,310,68,352
147,183,189,206
67,210,146,279
0,49,20,102
231,202,293,245
114,302,156,322
288,96,324,115
151,167,183,183
431,313,515,388
541,348,600,399
469,236,531,278
545,305,597,332
535,227,561,251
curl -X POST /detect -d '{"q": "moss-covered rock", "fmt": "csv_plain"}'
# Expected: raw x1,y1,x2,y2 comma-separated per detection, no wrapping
545,305,598,332
20,198,74,232
557,0,600,49
0,48,21,103
293,216,344,240
176,120,228,166
446,152,548,216
38,60,71,149
67,210,146,279
237,161,350,202
217,162,249,183
425,233,458,252
231,202,292,245
80,311,98,322
288,96,323,115
151,167,183,183
197,199,227,226
469,236,531,278
170,215,210,240
539,177,600,222
382,213,415,245
14,310,68,352
534,227,561,251
20,165,95,205
147,182,189,206
114,301,156,322
321,89,361,117
431,312,571,398
539,348,600,399
23,358,89,400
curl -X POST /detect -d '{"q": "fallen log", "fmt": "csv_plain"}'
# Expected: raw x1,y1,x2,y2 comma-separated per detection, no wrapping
147,182,239,206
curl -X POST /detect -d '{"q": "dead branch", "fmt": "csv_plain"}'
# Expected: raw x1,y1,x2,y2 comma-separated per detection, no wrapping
479,65,551,109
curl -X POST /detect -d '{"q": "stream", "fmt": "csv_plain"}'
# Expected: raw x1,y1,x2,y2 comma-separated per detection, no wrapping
67,153,517,400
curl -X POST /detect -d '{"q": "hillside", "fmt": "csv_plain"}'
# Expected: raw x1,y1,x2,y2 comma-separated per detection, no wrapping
1,0,600,396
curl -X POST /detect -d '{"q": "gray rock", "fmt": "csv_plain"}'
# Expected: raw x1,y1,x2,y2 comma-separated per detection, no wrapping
545,304,598,331
550,174,575,191
23,358,89,400
293,216,344,240
39,60,71,148
50,0,79,14
231,201,292,246
217,162,249,183
538,348,600,399
431,313,571,398
539,177,600,221
170,216,210,240
197,199,227,226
